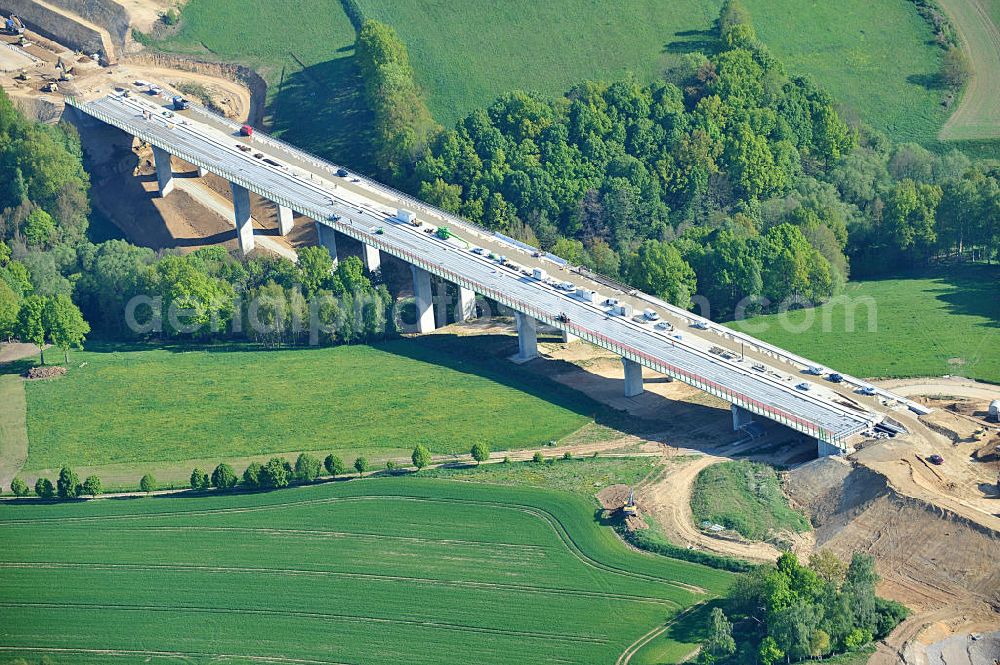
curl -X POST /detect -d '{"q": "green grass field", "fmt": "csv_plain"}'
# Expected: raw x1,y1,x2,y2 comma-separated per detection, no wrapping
690,461,810,542
727,265,1000,384
0,477,733,664
155,0,958,153
937,0,1000,141
17,337,596,473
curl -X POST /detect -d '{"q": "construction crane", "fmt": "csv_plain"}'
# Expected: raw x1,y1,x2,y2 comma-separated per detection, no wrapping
622,488,638,517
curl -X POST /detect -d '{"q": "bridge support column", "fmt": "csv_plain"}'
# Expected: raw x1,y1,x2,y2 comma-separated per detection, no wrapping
152,146,174,197
230,182,254,255
196,166,208,178
316,222,339,267
732,404,754,430
361,243,381,274
514,312,538,362
562,330,579,343
411,265,436,333
816,439,844,457
457,287,476,321
622,358,643,397
276,205,294,236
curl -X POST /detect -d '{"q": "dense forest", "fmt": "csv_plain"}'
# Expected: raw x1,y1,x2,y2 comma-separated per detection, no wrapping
358,1,999,318
0,89,392,354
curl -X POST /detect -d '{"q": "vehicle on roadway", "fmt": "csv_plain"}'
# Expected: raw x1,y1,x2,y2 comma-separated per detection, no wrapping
829,373,844,383
556,313,569,323
796,382,811,391
858,385,876,396
804,365,825,375
172,96,190,111
654,321,672,331
927,454,944,465
691,321,709,330
240,124,253,137
643,308,660,321
336,168,349,177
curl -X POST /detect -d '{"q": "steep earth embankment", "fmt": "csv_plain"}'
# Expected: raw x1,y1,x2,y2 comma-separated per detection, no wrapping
0,0,116,63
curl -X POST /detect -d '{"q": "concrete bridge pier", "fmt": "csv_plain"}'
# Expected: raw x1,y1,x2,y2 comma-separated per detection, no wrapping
152,146,174,197
361,243,381,274
411,265,436,333
316,223,339,266
513,312,538,362
196,167,208,178
732,404,754,430
622,358,644,397
562,330,579,343
230,182,254,255
277,205,294,236
457,287,476,321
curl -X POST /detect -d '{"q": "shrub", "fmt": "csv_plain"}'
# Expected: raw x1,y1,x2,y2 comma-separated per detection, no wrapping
562,451,573,460
354,457,369,476
532,452,544,463
57,466,80,499
386,460,398,474
324,454,346,477
412,444,432,470
242,462,263,489
211,463,238,490
139,474,156,494
189,468,210,491
471,442,490,465
10,477,29,497
261,457,290,488
294,453,322,483
81,475,102,497
34,478,54,499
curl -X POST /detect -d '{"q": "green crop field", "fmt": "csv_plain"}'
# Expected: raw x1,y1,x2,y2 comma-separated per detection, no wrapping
18,337,596,474
727,265,1000,384
0,477,733,665
690,460,811,541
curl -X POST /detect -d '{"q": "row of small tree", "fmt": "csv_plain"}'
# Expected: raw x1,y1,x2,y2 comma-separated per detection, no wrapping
6,445,500,501
9,467,101,499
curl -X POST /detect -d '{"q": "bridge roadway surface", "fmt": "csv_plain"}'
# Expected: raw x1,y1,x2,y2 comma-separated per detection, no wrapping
73,91,898,448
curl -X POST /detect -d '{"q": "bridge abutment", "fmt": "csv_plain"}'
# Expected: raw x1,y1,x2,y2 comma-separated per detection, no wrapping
622,358,644,397
411,265,436,333
196,166,208,178
562,330,579,344
230,181,254,255
152,146,174,197
816,439,844,457
732,404,754,430
513,312,538,362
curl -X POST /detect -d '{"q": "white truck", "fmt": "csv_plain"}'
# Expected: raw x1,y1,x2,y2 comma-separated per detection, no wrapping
395,209,418,225
532,267,547,281
643,308,660,321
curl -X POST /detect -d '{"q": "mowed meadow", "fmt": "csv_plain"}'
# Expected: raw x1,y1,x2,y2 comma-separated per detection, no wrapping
19,336,597,474
727,265,1000,383
0,478,734,665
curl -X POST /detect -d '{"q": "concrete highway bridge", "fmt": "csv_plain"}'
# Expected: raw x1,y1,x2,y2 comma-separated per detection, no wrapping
67,90,928,456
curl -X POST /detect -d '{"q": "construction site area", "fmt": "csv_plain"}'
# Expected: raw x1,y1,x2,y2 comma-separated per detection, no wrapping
0,2,998,663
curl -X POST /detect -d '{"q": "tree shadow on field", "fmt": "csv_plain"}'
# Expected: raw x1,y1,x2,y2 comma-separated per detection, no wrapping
927,265,1000,327
907,71,947,90
664,28,719,56
268,48,379,177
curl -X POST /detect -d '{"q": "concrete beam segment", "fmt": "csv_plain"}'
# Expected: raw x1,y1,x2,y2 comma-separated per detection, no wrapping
151,146,174,197
732,404,754,430
816,439,845,457
316,222,339,266
361,243,381,273
411,265,436,333
277,204,294,236
622,357,644,397
457,287,476,321
230,181,254,255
